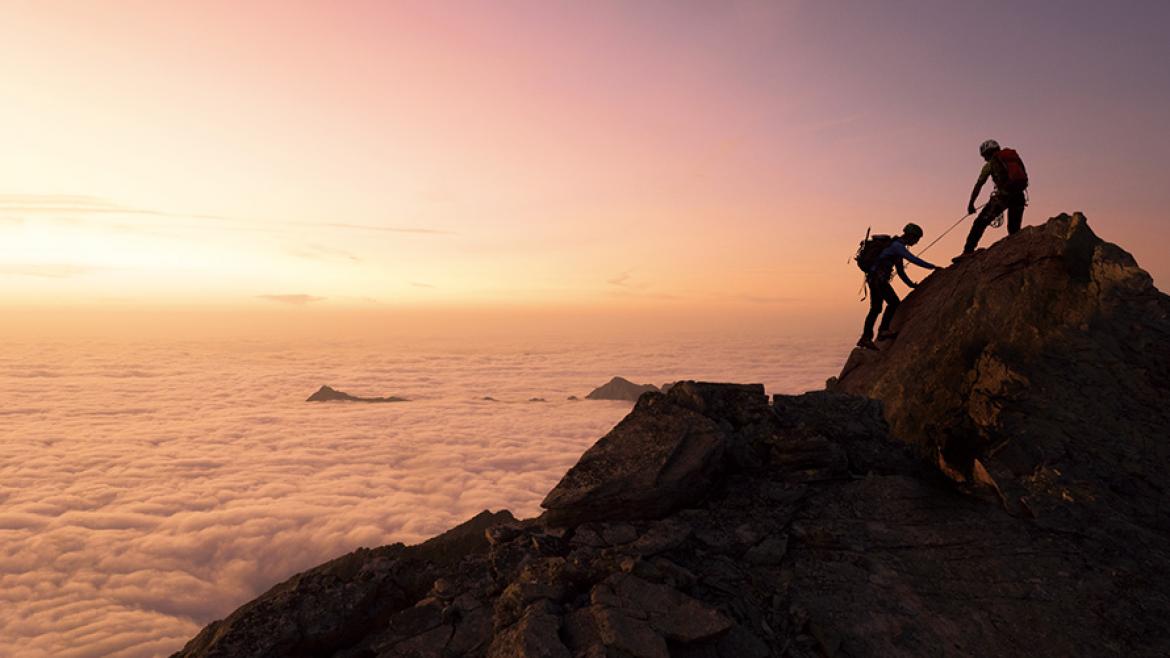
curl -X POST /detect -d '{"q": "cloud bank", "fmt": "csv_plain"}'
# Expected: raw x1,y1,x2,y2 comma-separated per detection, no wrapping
256,294,327,305
0,333,845,657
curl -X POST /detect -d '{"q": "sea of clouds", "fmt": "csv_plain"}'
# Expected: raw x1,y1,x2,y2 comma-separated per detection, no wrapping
0,332,848,657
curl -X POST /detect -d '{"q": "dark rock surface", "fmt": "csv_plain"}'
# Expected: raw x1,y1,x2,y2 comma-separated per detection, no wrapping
585,377,660,402
833,213,1170,539
307,385,408,403
177,215,1170,657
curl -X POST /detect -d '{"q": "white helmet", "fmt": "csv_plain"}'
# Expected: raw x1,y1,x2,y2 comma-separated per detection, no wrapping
979,139,1001,157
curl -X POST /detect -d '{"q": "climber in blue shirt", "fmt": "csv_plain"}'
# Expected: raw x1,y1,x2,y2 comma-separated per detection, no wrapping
858,223,938,351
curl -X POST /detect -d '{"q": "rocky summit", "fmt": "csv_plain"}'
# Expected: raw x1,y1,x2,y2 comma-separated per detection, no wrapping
175,214,1170,658
585,377,661,402
833,213,1170,540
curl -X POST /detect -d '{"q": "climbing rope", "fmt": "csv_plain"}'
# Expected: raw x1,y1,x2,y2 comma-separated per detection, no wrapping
917,202,988,256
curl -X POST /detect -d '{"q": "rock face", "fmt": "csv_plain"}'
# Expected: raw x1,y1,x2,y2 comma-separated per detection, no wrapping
833,213,1170,540
585,377,659,402
176,214,1170,657
542,383,766,525
307,385,408,403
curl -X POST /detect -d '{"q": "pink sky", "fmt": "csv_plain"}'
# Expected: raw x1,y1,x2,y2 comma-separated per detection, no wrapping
1,1,1167,317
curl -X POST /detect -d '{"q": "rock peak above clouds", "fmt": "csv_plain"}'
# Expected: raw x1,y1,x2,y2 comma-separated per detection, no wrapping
176,214,1170,657
306,385,408,403
585,376,660,402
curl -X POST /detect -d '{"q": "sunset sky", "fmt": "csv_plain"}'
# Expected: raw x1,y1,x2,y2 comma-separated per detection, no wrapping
2,1,1168,319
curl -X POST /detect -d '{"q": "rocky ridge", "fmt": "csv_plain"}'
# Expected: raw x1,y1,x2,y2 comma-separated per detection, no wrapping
307,385,409,403
176,214,1170,657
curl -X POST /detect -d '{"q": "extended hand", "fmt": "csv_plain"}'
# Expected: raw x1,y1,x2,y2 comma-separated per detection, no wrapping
967,203,977,215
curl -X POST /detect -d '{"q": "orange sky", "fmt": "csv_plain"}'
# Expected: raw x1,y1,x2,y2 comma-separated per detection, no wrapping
2,1,1168,319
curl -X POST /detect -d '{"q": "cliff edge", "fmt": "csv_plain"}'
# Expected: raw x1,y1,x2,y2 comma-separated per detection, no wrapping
832,213,1170,539
174,214,1170,658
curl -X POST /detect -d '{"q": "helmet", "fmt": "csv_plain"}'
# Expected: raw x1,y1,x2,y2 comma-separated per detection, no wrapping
979,139,1001,157
903,222,924,239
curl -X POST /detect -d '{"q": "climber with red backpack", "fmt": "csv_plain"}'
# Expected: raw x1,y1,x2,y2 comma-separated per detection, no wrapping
956,139,1029,261
854,223,939,351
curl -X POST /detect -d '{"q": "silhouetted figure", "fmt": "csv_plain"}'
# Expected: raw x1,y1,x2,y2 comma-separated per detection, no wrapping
856,223,938,350
957,139,1029,261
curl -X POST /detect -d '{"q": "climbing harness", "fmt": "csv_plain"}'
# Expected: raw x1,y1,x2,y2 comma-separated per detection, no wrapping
987,188,1030,230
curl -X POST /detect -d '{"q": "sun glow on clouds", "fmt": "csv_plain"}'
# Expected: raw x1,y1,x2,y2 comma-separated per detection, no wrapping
0,195,451,305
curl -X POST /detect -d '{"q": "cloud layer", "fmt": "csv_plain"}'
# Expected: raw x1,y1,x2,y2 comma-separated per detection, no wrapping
0,332,846,657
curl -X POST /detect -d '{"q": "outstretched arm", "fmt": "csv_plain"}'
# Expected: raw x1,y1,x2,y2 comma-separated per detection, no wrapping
892,241,937,270
968,163,992,214
895,260,916,288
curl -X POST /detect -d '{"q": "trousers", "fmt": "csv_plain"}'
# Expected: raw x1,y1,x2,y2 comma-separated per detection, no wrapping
862,275,900,340
963,191,1026,253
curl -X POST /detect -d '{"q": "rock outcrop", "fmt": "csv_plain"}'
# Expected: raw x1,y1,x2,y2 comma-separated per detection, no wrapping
542,383,761,525
833,213,1170,539
177,214,1170,657
585,377,660,402
307,385,408,403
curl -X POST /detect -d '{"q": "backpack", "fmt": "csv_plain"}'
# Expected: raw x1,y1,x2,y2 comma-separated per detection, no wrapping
854,231,894,272
995,148,1029,192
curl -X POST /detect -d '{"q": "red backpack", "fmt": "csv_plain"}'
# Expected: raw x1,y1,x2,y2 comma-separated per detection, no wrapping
996,148,1029,192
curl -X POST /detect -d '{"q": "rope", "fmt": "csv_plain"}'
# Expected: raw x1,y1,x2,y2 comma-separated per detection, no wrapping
918,202,988,256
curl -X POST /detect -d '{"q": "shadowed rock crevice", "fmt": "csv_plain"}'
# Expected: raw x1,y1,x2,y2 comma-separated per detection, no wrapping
176,214,1170,658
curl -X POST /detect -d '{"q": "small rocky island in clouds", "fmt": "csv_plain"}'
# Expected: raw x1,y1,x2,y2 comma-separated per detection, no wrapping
177,214,1170,657
306,385,408,403
585,376,661,402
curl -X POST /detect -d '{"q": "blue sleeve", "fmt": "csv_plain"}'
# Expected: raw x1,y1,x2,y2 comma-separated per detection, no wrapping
892,241,935,269
895,260,915,287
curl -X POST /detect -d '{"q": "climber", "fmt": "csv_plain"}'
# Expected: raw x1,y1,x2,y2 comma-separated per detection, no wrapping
956,139,1029,261
857,223,938,351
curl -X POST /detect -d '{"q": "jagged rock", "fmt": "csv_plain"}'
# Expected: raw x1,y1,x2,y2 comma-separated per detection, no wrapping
592,605,667,658
666,381,771,430
608,573,732,642
540,395,722,525
306,385,408,403
178,216,1170,658
833,213,1170,536
743,535,788,565
484,523,523,546
487,603,570,658
630,519,692,556
172,510,514,658
584,376,660,401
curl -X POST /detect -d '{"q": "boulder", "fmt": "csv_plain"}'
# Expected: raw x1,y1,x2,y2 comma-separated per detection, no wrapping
540,391,727,525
